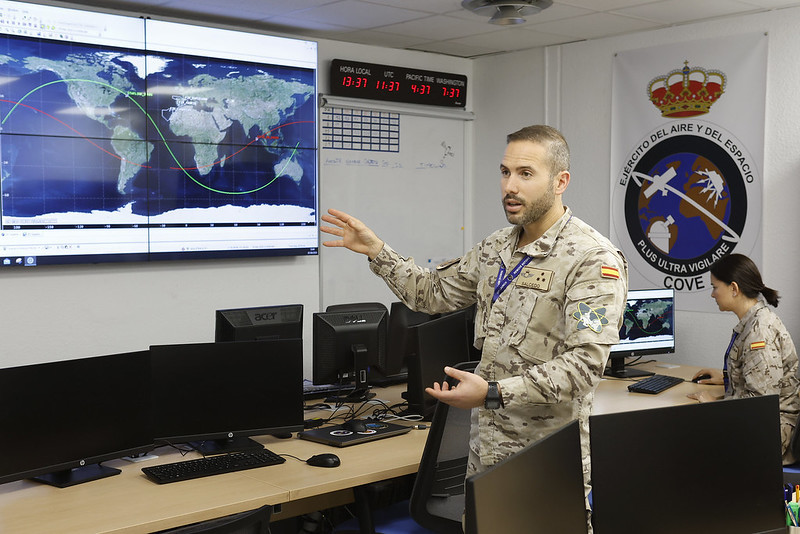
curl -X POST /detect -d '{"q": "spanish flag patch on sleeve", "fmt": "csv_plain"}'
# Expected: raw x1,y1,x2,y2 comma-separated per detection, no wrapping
601,265,620,279
750,341,766,350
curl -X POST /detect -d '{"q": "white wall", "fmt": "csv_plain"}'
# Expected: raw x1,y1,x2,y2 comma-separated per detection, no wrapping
0,8,472,379
474,7,800,370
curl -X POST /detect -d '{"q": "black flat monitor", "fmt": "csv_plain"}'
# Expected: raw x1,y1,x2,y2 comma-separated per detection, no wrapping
465,420,588,534
215,304,303,342
404,308,478,420
150,339,304,455
312,307,388,403
0,350,153,488
590,395,785,534
605,287,676,378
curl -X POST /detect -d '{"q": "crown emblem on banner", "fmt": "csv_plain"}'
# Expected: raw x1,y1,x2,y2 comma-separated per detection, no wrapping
648,61,726,118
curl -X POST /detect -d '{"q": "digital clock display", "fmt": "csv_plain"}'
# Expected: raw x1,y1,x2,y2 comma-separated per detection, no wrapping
329,59,467,108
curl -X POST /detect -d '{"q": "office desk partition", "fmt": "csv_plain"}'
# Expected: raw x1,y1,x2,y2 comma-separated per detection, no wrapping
0,366,724,533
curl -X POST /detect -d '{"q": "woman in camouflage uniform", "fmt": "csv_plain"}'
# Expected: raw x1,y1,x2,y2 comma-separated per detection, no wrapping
690,253,800,464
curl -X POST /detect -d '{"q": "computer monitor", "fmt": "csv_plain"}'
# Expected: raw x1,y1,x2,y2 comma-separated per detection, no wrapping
312,307,388,402
604,287,676,378
465,420,588,534
0,350,153,488
590,395,785,534
384,301,438,377
215,304,303,342
404,308,479,420
150,339,304,455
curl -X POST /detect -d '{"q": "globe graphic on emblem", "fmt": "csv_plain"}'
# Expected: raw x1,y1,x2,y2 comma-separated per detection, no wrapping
637,153,731,260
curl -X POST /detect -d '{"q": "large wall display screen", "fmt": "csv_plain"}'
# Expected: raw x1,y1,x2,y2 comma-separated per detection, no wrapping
0,1,318,267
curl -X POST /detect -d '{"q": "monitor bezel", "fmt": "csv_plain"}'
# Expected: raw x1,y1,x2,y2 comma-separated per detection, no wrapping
605,287,676,378
0,350,154,487
149,339,304,450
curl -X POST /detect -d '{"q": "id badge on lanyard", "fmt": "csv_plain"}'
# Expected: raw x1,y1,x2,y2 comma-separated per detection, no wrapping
492,256,533,303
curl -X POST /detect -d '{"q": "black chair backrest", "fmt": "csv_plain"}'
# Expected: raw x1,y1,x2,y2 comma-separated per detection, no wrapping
154,505,271,534
409,360,476,534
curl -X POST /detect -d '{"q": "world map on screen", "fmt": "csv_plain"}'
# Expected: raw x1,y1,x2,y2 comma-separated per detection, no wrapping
620,297,674,342
0,37,316,222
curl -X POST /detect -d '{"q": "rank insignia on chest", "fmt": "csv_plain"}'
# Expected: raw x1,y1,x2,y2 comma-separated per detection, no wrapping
750,341,766,350
515,267,554,291
572,302,609,334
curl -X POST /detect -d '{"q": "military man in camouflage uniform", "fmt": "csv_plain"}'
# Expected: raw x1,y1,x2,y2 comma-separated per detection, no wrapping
691,253,800,464
321,125,628,523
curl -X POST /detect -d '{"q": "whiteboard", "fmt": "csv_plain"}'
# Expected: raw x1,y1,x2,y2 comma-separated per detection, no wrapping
319,106,468,309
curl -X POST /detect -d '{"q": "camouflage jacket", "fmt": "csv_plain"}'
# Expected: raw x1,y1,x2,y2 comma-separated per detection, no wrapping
726,300,800,459
369,207,628,470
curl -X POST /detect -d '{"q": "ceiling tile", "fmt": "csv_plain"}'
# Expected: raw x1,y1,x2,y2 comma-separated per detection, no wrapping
614,0,762,24
378,14,496,40
363,0,463,15
280,0,429,29
529,12,662,39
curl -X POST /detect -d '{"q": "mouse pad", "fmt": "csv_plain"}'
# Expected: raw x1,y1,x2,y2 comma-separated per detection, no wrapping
297,421,412,447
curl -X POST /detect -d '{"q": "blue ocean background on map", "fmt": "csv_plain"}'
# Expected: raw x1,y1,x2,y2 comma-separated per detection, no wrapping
0,36,316,219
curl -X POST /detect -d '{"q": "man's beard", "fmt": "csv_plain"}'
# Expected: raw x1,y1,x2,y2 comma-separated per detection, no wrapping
503,181,556,227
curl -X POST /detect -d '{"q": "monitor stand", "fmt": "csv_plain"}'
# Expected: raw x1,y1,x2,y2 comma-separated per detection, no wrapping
325,344,376,403
189,436,264,455
603,357,655,379
32,463,121,488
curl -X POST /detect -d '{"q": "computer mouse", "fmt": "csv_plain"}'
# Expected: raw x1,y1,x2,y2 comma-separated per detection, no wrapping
306,453,341,468
692,373,712,383
342,419,368,433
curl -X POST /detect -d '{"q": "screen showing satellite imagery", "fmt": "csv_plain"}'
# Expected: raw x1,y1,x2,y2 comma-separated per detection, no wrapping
0,1,317,266
613,287,676,354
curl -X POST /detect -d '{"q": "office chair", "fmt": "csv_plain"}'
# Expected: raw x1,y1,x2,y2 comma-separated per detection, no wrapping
153,504,271,534
782,413,800,485
408,360,475,534
334,361,476,534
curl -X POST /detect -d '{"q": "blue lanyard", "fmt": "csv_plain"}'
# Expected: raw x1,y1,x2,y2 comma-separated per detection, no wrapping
492,256,532,303
723,331,738,391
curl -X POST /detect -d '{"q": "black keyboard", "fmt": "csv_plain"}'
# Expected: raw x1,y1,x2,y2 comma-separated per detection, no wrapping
627,374,684,394
142,449,285,484
303,382,354,400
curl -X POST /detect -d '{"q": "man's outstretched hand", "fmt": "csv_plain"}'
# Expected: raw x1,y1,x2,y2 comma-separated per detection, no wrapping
426,366,489,410
320,208,384,260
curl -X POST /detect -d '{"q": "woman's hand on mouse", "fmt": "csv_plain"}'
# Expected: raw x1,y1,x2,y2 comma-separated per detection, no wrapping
691,368,724,385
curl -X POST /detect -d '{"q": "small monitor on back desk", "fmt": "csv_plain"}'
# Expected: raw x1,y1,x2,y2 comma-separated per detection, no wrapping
312,306,388,402
215,304,303,342
605,287,675,378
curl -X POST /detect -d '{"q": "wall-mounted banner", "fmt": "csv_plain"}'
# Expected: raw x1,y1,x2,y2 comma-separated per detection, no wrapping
610,33,766,312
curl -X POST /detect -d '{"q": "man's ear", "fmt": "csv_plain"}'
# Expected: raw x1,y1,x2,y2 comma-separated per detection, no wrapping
554,170,570,195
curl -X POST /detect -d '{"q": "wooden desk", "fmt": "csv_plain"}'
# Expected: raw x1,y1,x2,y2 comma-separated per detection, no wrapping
0,384,426,534
0,367,722,533
594,360,723,415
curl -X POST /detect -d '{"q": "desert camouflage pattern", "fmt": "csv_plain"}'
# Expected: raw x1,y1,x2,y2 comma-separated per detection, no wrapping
726,300,800,464
369,207,628,485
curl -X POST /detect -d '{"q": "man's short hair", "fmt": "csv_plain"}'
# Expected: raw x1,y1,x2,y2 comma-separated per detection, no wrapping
506,125,570,176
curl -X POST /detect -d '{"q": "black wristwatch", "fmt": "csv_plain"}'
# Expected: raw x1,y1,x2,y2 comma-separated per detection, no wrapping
485,381,504,409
